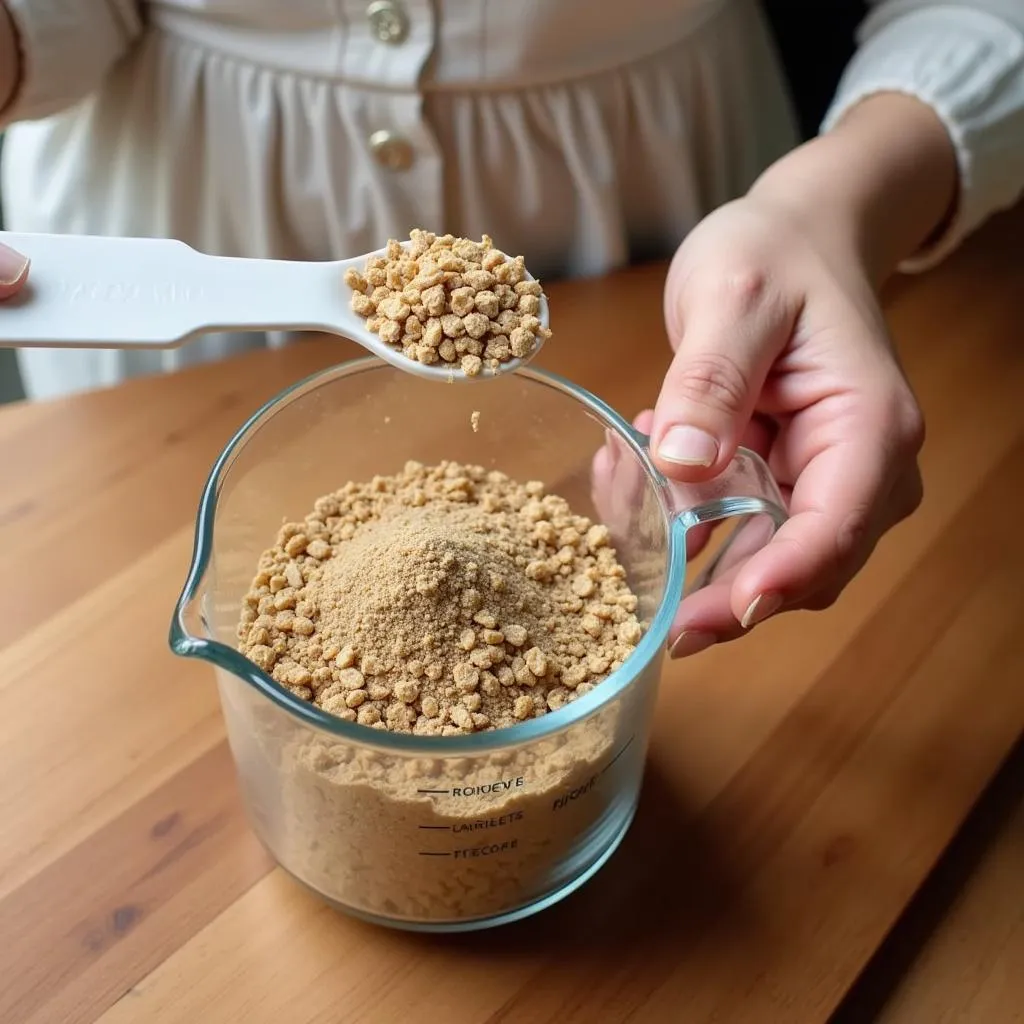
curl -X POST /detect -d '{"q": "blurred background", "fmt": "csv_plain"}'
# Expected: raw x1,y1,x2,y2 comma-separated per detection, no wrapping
0,134,23,402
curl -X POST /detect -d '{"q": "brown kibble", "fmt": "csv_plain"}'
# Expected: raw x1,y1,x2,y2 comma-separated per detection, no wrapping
440,313,465,339
473,290,500,318
525,560,551,581
450,287,476,316
422,284,446,316
438,339,457,362
515,280,542,296
450,706,474,731
461,354,483,377
344,267,367,291
378,319,402,345
513,695,533,720
249,645,276,671
617,620,643,645
464,269,495,290
237,460,640,734
357,705,381,726
367,680,392,701
562,663,589,688
321,694,350,717
288,666,312,687
423,319,444,348
503,624,528,647
463,312,489,339
524,646,548,678
546,687,570,711
338,668,366,690
285,534,308,557
512,656,536,688
351,292,374,316
345,231,549,372
510,327,534,359
453,662,480,692
394,679,420,704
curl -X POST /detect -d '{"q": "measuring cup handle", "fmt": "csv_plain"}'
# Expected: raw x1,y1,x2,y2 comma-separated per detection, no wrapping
651,445,788,593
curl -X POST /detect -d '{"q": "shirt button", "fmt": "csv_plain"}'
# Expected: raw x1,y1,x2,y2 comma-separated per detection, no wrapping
367,0,409,45
369,130,415,171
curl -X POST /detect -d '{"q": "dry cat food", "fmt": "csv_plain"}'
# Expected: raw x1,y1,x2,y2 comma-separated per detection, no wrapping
344,230,552,376
272,703,628,921
234,462,646,922
237,461,644,733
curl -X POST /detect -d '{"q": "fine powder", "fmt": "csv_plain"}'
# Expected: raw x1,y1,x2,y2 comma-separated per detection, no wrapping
237,461,644,733
232,462,649,923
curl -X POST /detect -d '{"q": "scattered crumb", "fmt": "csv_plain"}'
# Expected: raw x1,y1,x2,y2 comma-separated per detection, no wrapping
471,411,481,433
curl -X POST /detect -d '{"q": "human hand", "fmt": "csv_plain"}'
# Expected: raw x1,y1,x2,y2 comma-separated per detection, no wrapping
636,94,959,658
644,189,925,657
0,241,29,299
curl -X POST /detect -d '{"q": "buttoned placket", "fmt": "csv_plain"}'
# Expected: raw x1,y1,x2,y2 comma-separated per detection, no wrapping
339,0,444,232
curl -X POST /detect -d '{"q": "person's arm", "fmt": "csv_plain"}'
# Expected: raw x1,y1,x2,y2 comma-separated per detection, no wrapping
648,1,1024,647
0,1,143,124
817,0,1024,275
749,91,958,289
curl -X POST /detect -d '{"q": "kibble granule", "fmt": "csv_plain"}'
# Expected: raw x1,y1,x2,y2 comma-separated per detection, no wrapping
237,461,643,732
234,461,647,922
345,230,552,376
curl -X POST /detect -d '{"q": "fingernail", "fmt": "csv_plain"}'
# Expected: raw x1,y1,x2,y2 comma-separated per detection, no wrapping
0,244,29,286
669,630,717,659
657,425,719,467
741,592,783,629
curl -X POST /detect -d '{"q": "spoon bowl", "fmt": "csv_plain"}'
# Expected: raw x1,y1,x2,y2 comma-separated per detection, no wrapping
0,232,550,381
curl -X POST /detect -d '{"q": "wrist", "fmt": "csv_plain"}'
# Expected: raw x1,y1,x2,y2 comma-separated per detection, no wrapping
750,93,958,287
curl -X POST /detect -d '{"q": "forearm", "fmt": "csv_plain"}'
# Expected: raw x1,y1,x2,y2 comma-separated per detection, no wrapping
750,93,958,288
0,3,20,113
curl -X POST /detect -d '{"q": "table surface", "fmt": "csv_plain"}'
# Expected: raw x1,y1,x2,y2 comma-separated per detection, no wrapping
1,207,1022,1024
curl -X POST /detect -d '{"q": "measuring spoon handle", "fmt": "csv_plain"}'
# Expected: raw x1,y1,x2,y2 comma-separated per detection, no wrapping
0,231,354,348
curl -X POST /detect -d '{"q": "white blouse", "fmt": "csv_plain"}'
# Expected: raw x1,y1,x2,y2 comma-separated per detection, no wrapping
2,0,1023,400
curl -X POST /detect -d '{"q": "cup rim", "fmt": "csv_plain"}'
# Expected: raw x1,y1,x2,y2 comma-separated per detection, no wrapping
170,357,687,753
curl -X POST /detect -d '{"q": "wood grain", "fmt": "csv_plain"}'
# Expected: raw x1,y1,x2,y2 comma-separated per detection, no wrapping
0,206,1022,1023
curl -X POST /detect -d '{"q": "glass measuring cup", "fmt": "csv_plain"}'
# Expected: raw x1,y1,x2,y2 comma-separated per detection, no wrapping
170,359,786,932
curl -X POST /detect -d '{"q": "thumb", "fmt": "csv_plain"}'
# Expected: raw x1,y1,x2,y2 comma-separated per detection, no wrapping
652,272,796,480
0,242,30,300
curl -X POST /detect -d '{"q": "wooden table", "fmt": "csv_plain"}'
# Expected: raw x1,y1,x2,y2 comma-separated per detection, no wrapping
1,208,1022,1024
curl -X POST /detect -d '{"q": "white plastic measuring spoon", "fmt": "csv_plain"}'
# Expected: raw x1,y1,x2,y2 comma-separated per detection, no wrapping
0,231,550,381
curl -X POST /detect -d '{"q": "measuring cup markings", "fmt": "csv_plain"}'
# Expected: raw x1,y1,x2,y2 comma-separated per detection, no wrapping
413,732,637,859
